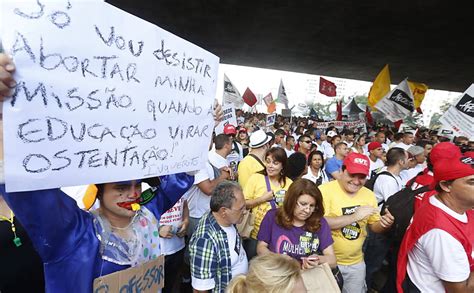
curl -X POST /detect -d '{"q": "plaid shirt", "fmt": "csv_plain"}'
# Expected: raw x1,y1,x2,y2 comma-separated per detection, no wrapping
189,211,241,293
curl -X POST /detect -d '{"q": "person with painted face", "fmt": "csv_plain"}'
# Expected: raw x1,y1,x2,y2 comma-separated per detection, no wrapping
0,53,223,292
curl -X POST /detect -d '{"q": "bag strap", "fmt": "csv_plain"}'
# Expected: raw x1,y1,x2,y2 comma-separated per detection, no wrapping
249,154,266,169
376,171,399,206
265,176,277,209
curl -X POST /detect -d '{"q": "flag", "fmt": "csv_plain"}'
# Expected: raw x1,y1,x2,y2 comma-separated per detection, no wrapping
309,108,319,119
408,81,428,113
394,119,403,131
319,77,337,97
336,100,343,121
368,64,391,108
222,74,244,108
365,106,374,125
277,79,289,109
242,87,257,107
374,79,415,122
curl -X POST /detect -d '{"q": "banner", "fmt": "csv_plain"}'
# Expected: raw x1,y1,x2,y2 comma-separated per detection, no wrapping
214,104,237,134
1,1,219,192
367,64,391,108
319,77,337,97
439,84,474,139
374,79,414,122
222,73,244,108
312,120,367,134
277,79,289,109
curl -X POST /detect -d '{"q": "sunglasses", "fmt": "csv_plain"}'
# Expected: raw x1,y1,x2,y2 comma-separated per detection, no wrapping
303,140,312,143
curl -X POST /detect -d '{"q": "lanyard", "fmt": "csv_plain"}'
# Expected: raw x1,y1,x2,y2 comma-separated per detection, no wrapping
0,210,22,247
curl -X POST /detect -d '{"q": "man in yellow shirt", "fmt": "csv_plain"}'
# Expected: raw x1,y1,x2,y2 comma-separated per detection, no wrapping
237,130,272,186
319,152,395,293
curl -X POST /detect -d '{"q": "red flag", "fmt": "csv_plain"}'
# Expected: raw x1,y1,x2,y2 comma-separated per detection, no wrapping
365,106,374,125
394,119,403,130
242,87,257,107
319,77,337,97
336,100,343,121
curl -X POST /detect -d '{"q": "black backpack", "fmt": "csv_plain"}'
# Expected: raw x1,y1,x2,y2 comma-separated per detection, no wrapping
364,171,395,192
381,177,431,243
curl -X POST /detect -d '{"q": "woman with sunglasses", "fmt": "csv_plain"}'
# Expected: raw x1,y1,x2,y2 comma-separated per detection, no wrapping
243,147,292,259
303,150,328,186
256,178,336,271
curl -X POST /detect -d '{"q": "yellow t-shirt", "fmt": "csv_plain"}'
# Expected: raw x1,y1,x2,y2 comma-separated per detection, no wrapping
243,173,293,239
318,180,380,265
238,155,265,187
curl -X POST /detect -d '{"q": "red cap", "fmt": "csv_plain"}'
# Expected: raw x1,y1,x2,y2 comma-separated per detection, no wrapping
223,124,237,135
368,142,383,152
430,142,474,188
343,153,370,176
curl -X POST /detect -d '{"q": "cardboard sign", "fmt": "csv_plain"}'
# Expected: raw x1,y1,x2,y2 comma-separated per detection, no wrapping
301,263,340,293
281,108,292,118
93,255,164,293
439,84,474,139
1,1,219,192
214,104,237,134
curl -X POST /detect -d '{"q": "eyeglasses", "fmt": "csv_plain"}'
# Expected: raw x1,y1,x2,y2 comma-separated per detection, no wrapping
227,204,246,213
296,201,316,212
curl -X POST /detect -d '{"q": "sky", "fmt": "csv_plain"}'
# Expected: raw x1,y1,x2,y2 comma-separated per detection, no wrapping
215,63,464,126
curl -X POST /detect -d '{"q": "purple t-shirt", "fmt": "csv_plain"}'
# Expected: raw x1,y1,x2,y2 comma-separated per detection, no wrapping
257,209,333,262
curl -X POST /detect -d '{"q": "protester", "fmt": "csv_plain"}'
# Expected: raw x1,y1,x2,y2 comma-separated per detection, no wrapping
284,135,296,157
351,133,366,154
392,132,415,150
319,152,395,293
272,129,286,148
237,130,272,186
189,181,248,293
302,150,328,185
257,178,336,269
286,152,308,181
226,253,307,293
367,141,385,178
397,142,474,293
400,145,425,184
325,142,349,180
297,134,312,159
223,124,244,174
243,147,292,259
324,133,341,159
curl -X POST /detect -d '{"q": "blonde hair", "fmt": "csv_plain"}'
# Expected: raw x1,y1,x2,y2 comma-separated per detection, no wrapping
226,253,302,293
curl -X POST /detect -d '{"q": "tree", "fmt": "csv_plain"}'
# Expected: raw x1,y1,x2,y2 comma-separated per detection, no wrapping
429,100,452,128
308,100,338,120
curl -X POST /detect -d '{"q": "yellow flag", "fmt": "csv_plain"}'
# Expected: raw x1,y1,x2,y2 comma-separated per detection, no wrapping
368,64,391,108
408,81,428,110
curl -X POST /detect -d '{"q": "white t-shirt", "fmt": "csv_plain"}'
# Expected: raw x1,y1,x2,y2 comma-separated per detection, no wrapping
191,225,248,290
368,158,385,179
159,195,187,255
284,148,295,157
391,142,411,150
373,171,403,208
407,196,470,292
208,150,228,168
400,164,424,185
186,163,215,218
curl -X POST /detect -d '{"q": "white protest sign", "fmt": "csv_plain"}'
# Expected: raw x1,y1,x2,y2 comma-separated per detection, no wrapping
266,113,276,126
439,84,474,139
214,104,237,134
374,79,414,122
93,255,164,293
1,0,219,192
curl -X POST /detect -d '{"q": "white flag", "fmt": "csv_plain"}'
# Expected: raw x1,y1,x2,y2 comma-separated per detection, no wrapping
277,79,289,109
223,74,244,108
439,84,474,139
374,79,414,122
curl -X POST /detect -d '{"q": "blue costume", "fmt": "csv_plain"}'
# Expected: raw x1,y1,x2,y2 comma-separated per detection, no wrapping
1,173,193,293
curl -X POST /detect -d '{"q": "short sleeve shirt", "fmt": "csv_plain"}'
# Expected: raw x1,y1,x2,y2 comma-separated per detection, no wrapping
257,209,333,262
325,157,343,180
319,180,380,265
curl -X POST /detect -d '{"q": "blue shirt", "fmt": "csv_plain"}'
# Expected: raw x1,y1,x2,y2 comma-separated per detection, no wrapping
325,157,343,180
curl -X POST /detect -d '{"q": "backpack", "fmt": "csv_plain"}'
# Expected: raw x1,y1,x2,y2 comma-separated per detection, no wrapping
381,177,431,243
364,171,395,191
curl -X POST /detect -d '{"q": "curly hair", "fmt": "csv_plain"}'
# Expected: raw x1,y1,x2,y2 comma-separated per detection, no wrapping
276,178,324,232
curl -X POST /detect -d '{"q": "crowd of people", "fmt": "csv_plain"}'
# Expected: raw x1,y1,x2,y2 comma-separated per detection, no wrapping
1,52,473,293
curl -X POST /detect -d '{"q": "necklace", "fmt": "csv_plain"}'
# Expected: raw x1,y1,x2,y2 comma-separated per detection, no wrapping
0,210,22,247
